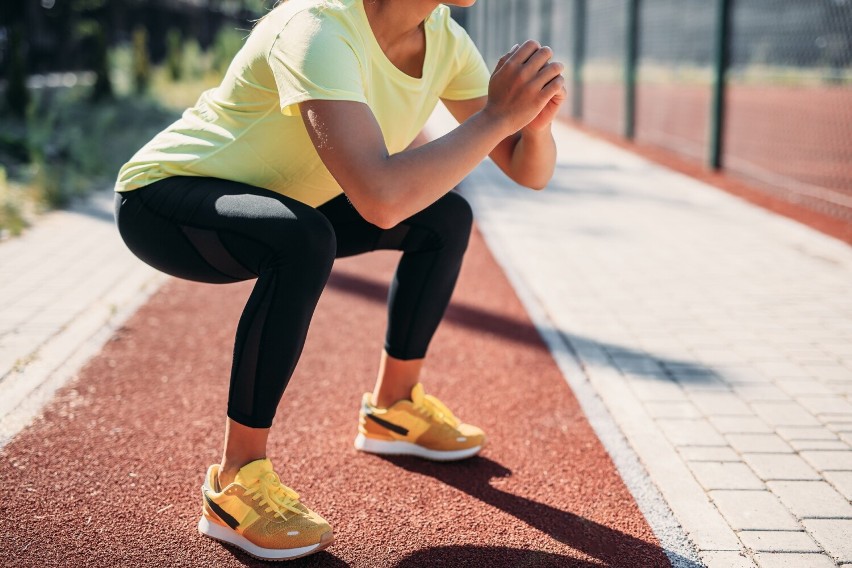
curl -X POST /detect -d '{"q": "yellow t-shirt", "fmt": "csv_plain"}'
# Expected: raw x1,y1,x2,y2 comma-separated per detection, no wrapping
114,0,490,207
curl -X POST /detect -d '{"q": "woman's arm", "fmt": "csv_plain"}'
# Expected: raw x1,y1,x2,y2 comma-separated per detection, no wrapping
443,94,561,190
442,45,566,190
300,41,564,229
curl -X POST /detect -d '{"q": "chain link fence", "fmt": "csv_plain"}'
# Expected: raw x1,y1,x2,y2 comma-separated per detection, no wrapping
464,0,852,222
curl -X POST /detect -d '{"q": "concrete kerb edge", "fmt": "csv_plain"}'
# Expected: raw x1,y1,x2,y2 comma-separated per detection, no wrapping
0,271,167,450
461,177,705,568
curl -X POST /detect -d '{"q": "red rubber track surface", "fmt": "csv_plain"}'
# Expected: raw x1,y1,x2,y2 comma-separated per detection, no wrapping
0,226,670,567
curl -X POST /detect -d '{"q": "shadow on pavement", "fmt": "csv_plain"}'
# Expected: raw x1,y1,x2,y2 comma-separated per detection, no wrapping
326,269,719,385
378,455,699,568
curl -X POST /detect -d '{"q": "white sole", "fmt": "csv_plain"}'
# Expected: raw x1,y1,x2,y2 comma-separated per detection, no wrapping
198,516,333,561
354,433,482,461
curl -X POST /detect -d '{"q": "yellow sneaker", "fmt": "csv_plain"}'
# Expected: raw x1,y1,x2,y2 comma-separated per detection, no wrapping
197,458,334,561
354,383,485,461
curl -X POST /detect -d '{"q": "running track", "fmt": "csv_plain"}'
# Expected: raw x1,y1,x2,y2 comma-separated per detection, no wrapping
0,225,672,567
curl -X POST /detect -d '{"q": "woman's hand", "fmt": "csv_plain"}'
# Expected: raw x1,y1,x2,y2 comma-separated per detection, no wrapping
483,40,566,135
523,76,567,134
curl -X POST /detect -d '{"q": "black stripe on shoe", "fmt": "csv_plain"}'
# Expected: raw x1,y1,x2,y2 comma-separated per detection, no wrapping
365,413,409,436
203,491,240,530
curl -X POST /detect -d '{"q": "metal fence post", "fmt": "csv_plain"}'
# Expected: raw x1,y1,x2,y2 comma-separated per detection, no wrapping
572,0,586,119
624,0,639,139
709,0,731,170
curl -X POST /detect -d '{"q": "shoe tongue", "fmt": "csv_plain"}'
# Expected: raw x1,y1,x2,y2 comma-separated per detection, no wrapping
411,383,425,405
234,458,274,487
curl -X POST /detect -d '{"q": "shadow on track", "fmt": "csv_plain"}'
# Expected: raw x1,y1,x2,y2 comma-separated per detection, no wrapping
377,455,699,568
392,545,594,567
214,542,350,567
326,269,718,385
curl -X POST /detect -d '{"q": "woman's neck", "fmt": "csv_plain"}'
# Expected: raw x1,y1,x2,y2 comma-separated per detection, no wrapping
363,0,438,78
363,0,437,47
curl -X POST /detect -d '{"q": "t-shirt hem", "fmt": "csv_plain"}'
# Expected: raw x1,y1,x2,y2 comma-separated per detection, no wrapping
279,92,369,115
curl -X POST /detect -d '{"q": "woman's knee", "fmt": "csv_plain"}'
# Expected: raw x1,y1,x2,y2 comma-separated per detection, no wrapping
438,191,474,233
427,190,473,249
265,206,337,274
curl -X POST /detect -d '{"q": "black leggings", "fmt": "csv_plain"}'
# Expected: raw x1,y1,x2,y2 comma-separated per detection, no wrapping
114,176,472,428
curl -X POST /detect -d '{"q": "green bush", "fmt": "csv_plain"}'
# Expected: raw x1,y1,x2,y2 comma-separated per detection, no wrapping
212,27,246,74
90,25,114,101
0,167,29,237
7,88,176,209
166,28,184,82
182,37,208,80
133,27,151,94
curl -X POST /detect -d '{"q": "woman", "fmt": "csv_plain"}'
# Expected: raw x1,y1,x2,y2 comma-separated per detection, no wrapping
114,0,564,560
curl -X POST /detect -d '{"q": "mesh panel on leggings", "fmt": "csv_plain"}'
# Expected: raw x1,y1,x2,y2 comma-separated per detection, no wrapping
725,0,852,219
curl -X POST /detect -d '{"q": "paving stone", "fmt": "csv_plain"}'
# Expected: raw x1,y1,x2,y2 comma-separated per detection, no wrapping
767,481,852,519
754,553,837,568
736,385,791,402
789,350,842,365
711,490,800,530
688,461,765,490
629,378,687,402
776,380,835,396
752,402,820,427
823,471,852,501
656,418,726,446
799,396,852,416
738,531,821,553
753,361,810,379
726,434,794,454
805,365,852,382
789,439,850,451
643,400,702,419
801,451,852,472
826,422,852,434
802,519,852,563
776,427,840,442
743,454,821,481
689,392,754,416
712,416,774,434
715,365,771,385
701,550,757,568
679,446,741,462
821,413,852,423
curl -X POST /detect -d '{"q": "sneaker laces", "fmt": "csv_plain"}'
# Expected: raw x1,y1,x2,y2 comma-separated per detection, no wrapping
244,471,303,520
414,389,461,428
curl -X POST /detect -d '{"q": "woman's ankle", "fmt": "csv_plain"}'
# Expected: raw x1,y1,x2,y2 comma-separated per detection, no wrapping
217,465,240,490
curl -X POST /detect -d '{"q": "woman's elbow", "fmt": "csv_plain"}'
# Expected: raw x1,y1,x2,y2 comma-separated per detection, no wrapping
525,180,549,191
344,188,400,229
365,210,399,230
516,174,551,191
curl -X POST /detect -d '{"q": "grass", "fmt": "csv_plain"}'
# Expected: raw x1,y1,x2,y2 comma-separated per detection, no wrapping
0,29,244,238
0,60,224,238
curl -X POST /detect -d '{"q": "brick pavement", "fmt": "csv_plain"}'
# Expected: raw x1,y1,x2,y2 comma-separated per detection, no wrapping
438,111,852,566
0,189,165,446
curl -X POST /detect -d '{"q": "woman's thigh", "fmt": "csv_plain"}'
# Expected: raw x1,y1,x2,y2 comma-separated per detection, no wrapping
115,176,336,283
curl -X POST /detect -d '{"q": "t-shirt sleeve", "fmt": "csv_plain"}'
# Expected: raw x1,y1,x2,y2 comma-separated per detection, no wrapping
440,28,490,101
267,11,368,116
